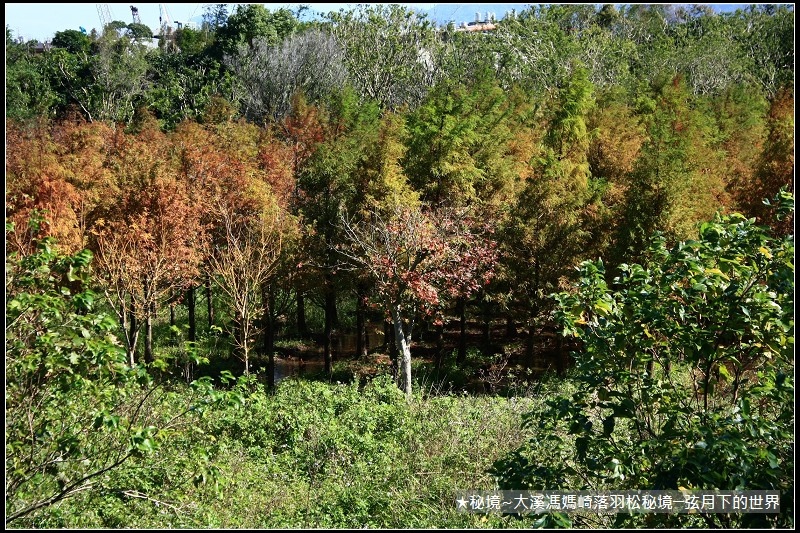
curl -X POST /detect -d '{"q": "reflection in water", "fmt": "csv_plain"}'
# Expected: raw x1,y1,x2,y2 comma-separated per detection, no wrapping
271,323,385,384
273,357,326,384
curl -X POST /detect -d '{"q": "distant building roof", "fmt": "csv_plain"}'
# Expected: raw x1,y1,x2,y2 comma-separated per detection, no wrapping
31,41,53,53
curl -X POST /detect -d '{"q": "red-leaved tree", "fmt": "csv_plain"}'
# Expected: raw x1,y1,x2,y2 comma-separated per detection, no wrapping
339,204,497,398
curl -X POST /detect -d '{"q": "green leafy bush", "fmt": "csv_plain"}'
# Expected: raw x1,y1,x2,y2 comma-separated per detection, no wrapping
492,196,794,528
5,225,229,527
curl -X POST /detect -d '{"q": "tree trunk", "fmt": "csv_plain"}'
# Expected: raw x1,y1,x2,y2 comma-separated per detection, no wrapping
323,286,335,376
435,322,445,372
296,291,309,338
121,303,129,357
144,300,154,364
384,320,392,352
456,297,467,365
121,300,133,367
391,307,412,399
481,297,491,349
129,301,137,351
527,261,541,366
184,359,193,383
385,320,398,380
129,297,138,366
525,315,537,366
169,296,176,345
355,286,368,359
263,283,276,391
206,273,214,330
506,314,516,338
240,313,249,376
332,291,339,329
186,285,196,343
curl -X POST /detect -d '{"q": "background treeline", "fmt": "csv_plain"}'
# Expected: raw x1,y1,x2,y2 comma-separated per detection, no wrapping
4,3,795,528
7,4,794,377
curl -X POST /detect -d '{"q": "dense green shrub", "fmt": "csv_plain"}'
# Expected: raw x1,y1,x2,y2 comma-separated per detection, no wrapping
34,372,536,528
5,223,234,528
492,193,794,528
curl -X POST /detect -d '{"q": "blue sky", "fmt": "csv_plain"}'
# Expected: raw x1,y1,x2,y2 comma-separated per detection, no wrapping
5,3,752,44
5,3,438,43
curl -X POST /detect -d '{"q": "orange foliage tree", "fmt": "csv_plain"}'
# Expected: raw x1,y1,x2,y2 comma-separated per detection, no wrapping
172,116,297,376
91,119,207,366
741,87,795,236
6,119,82,255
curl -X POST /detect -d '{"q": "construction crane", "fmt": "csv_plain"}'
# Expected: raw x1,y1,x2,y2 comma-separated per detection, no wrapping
130,5,141,25
159,4,173,31
159,4,179,52
97,4,112,30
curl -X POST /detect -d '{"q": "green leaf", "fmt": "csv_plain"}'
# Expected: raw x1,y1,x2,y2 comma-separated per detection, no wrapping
603,415,615,437
575,436,588,461
613,398,636,418
73,249,93,267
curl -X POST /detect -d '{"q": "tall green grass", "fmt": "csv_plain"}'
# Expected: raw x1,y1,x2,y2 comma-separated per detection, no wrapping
14,374,554,528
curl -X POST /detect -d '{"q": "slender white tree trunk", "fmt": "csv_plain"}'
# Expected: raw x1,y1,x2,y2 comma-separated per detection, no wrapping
391,306,412,399
242,315,250,376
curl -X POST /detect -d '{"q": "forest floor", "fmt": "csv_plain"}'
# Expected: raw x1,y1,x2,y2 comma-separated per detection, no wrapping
255,320,576,396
